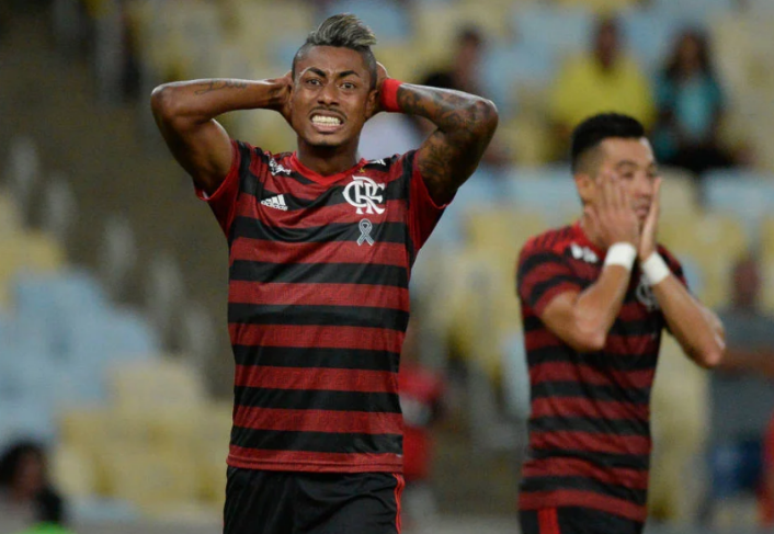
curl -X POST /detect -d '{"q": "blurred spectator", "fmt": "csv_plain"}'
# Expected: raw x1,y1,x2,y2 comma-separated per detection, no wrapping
416,26,510,167
420,26,484,97
12,488,76,534
652,30,734,176
398,320,446,530
713,256,774,524
548,17,655,158
0,441,66,530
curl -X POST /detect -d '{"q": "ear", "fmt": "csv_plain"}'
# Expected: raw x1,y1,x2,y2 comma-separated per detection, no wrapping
574,172,597,205
365,87,378,120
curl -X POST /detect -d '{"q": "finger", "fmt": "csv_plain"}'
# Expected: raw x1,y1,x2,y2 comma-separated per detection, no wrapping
652,177,662,215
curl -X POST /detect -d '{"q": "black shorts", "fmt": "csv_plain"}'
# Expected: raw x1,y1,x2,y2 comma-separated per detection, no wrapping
519,507,644,534
224,467,404,534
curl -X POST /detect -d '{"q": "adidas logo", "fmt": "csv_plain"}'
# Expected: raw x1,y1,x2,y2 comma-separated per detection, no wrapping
261,195,288,211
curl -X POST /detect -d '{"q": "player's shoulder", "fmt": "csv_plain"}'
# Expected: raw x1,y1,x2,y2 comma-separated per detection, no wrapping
521,224,576,258
361,151,416,182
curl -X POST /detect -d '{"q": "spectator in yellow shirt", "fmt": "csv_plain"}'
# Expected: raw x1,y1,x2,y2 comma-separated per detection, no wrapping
549,17,655,159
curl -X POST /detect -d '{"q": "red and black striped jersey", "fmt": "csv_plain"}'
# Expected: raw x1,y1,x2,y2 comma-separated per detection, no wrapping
196,140,447,474
516,222,687,522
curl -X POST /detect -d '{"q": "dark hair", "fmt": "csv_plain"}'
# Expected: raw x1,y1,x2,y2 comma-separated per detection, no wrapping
0,441,45,488
36,487,65,525
570,113,646,173
664,29,715,81
292,14,378,89
457,25,483,48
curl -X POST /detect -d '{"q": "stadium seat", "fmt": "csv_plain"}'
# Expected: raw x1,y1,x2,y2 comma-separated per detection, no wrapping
0,231,65,307
102,443,201,510
659,167,700,223
554,0,638,15
0,191,23,238
51,443,98,499
660,214,749,308
702,169,774,240
324,1,411,43
505,166,579,225
619,6,685,74
481,42,556,115
107,358,207,411
511,5,595,63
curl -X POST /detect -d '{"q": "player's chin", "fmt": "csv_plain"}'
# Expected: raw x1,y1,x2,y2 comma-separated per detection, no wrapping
303,131,352,148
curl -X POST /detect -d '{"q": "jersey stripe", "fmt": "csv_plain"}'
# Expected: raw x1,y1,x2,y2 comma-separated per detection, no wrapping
232,346,400,372
517,223,687,522
229,261,409,288
234,406,403,435
234,386,400,413
234,365,397,393
228,303,410,332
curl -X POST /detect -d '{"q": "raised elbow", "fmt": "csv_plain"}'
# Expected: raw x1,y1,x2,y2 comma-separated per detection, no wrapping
694,345,725,369
572,330,607,353
469,98,499,136
150,83,182,121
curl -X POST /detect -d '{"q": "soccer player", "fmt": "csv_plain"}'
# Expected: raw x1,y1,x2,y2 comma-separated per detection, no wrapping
150,14,497,534
516,113,725,534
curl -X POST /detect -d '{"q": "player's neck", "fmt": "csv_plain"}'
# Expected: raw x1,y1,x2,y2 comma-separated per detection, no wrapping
296,140,359,177
579,213,606,251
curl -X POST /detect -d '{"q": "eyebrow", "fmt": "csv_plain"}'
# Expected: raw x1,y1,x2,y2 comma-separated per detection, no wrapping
304,68,362,80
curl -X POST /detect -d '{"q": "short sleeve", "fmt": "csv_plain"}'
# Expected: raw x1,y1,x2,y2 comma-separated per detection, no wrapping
517,240,583,316
406,150,450,251
194,139,242,238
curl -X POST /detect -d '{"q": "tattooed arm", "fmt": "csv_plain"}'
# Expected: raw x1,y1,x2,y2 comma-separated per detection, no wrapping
388,79,498,205
151,76,292,195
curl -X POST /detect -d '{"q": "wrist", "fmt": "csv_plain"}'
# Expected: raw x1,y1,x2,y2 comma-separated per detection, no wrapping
641,252,671,285
604,242,637,271
379,78,403,113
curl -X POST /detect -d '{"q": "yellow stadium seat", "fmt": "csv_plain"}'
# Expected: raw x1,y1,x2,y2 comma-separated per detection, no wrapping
464,208,548,258
103,443,201,510
0,231,65,307
0,192,22,237
649,335,709,522
51,443,98,499
660,213,749,308
554,0,637,15
658,167,700,223
107,358,207,410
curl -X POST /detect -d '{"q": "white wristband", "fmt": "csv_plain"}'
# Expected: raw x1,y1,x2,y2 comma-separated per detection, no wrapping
642,252,671,285
604,243,637,271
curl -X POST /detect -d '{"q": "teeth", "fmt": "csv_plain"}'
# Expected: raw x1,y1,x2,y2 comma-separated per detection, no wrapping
312,115,342,126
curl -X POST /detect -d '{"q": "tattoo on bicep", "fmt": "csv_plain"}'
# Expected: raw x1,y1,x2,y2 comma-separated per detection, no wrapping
195,80,249,95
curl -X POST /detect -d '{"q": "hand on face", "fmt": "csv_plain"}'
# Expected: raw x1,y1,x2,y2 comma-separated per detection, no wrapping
638,177,661,261
585,171,641,250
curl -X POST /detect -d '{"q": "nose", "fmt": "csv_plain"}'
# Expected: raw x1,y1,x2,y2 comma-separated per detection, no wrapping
317,81,339,106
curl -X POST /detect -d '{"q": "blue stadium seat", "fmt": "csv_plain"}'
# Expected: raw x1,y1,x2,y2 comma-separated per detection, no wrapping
323,1,411,42
619,7,687,74
703,169,774,238
431,166,509,246
481,42,556,116
709,438,763,499
651,0,735,26
12,269,108,355
511,5,595,62
505,166,580,225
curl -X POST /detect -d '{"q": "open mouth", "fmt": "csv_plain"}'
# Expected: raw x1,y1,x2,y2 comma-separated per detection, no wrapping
310,113,344,133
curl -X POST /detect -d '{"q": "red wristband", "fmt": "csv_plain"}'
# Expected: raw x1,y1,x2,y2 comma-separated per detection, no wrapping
380,78,403,113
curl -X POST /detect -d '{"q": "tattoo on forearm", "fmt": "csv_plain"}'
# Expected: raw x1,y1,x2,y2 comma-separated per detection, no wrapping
195,80,249,95
397,84,497,196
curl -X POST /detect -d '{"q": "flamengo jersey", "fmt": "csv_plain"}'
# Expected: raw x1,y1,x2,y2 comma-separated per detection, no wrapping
516,222,687,523
196,140,447,474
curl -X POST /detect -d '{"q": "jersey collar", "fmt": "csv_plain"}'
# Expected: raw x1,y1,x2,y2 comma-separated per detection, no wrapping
288,153,369,186
572,219,605,258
